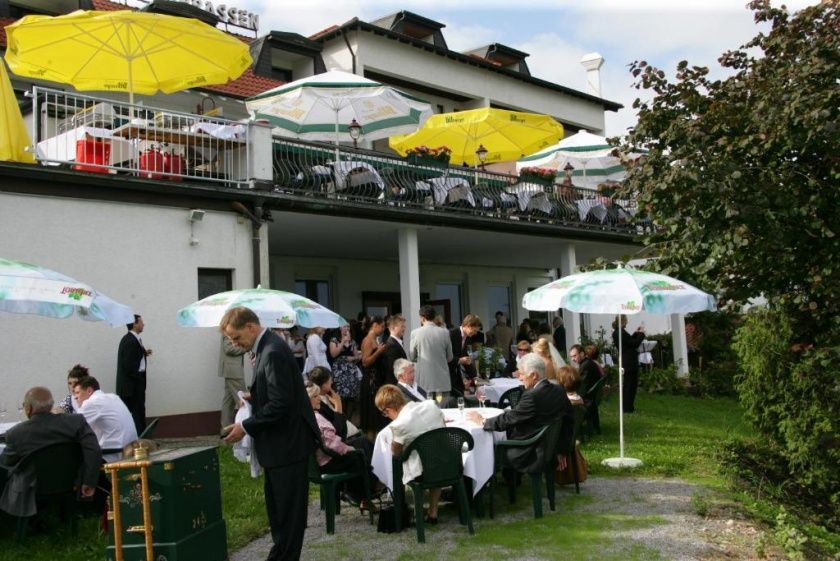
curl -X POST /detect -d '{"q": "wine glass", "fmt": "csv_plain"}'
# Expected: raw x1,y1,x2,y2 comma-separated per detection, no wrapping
435,394,443,407
476,387,486,409
457,397,465,416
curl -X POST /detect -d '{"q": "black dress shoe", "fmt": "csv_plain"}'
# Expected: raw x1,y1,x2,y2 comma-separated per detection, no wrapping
425,515,438,525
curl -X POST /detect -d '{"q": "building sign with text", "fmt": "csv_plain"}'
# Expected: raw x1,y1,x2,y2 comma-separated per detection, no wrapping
176,0,259,32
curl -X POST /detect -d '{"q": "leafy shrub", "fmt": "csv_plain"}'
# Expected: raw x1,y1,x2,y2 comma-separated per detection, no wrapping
639,365,684,394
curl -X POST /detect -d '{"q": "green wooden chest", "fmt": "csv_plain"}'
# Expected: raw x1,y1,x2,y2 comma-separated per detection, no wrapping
106,446,227,561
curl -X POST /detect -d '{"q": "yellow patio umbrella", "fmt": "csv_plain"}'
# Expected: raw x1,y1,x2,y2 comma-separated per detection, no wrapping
0,57,35,163
4,9,252,106
389,107,564,167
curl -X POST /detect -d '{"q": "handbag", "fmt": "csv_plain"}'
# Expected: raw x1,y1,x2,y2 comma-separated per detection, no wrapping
376,502,412,533
555,444,588,485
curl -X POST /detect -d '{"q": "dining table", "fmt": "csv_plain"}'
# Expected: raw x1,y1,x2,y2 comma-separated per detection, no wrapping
371,406,505,498
480,377,524,404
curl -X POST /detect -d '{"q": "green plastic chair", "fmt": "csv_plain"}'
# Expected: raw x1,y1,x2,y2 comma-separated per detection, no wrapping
490,416,565,519
307,446,373,534
498,386,524,408
398,427,475,543
14,442,83,542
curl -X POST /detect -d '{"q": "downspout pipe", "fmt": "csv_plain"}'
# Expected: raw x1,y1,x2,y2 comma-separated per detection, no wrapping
340,26,356,74
231,201,263,288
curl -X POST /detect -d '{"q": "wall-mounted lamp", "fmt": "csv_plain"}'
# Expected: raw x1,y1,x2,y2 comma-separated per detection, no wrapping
188,209,205,245
563,162,575,181
348,119,362,149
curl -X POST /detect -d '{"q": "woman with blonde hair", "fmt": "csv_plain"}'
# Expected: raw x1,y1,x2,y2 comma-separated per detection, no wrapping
532,335,566,382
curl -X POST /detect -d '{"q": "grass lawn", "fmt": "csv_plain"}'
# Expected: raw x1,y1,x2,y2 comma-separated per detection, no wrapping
0,391,748,560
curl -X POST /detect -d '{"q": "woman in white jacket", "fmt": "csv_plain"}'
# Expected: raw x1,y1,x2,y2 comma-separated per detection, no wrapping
303,326,330,375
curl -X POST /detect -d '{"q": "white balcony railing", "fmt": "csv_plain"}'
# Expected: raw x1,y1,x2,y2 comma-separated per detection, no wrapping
30,87,251,187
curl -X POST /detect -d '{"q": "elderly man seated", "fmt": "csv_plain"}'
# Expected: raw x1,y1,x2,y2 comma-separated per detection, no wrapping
74,375,138,463
375,384,446,524
467,353,571,472
394,358,459,408
0,387,101,518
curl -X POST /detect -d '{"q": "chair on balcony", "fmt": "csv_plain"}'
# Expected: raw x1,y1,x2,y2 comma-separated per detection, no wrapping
380,167,432,205
473,183,517,216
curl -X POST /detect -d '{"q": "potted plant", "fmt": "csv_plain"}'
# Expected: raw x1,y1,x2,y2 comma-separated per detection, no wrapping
519,166,558,186
406,145,452,168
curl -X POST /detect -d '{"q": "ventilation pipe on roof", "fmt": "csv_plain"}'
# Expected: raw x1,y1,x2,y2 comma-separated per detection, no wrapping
580,52,604,97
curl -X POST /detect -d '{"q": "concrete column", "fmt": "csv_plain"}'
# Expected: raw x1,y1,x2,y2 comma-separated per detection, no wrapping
559,243,581,351
670,313,689,377
258,224,270,287
246,120,273,187
398,227,421,348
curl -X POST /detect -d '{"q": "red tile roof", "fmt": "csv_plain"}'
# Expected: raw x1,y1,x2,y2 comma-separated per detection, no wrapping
0,5,283,99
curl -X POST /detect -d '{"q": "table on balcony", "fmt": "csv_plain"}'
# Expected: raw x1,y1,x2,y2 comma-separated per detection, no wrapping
576,198,634,223
506,182,553,214
36,126,134,166
111,122,246,177
330,160,385,193
427,177,475,207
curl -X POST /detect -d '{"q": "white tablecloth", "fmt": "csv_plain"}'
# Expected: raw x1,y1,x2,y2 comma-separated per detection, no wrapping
0,422,18,436
506,182,546,211
427,177,475,206
576,198,608,221
481,378,523,403
331,161,385,191
371,407,504,497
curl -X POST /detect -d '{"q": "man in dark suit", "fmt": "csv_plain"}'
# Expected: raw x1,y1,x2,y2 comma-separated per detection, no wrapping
467,353,571,472
612,317,645,413
379,314,407,387
394,358,427,402
569,344,602,396
116,314,151,434
0,387,101,517
448,314,482,394
221,307,319,561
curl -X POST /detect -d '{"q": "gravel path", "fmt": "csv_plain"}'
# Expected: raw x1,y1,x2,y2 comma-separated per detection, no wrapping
230,476,782,561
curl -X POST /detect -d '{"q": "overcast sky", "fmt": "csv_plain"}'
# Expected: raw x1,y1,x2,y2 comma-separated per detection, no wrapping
225,0,815,136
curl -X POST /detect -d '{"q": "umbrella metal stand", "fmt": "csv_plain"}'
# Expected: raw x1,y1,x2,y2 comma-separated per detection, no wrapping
602,313,643,469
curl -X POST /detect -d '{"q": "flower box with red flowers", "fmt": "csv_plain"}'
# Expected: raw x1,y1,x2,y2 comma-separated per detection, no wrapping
519,166,557,186
406,145,452,168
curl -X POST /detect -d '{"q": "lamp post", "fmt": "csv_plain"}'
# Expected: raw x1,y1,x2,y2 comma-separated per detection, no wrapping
475,143,488,184
348,118,362,150
564,162,575,179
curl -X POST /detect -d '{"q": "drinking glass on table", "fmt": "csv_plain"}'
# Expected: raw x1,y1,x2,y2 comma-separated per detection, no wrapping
435,394,443,407
476,387,486,408
457,397,465,415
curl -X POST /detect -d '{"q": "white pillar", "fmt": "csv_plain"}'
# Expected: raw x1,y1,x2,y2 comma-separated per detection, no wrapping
398,227,421,348
670,313,689,378
559,243,580,352
258,224,270,287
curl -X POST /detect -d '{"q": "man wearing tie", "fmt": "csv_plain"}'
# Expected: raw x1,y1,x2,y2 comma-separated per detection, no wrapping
221,307,319,561
116,314,151,434
448,314,481,394
379,314,407,387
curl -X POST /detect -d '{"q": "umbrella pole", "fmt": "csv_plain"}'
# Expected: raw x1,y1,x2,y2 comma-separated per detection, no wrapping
618,313,624,458
602,313,642,469
334,108,340,164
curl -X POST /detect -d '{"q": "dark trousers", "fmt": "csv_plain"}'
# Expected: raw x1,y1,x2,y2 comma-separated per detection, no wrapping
120,388,146,435
622,367,639,413
264,460,309,561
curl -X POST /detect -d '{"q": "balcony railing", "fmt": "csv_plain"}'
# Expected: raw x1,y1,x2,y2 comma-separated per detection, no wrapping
30,87,249,186
21,87,647,235
271,138,647,234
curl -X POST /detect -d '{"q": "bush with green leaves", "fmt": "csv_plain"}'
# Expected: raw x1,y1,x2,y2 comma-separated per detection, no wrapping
731,310,839,532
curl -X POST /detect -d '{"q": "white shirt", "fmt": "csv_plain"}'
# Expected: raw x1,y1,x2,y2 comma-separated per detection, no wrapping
390,400,445,484
131,331,146,372
78,390,138,463
398,381,425,402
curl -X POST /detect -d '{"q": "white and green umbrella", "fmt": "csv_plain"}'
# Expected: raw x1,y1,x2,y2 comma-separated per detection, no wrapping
523,266,716,468
177,286,347,329
0,257,134,327
245,70,432,148
516,130,643,189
